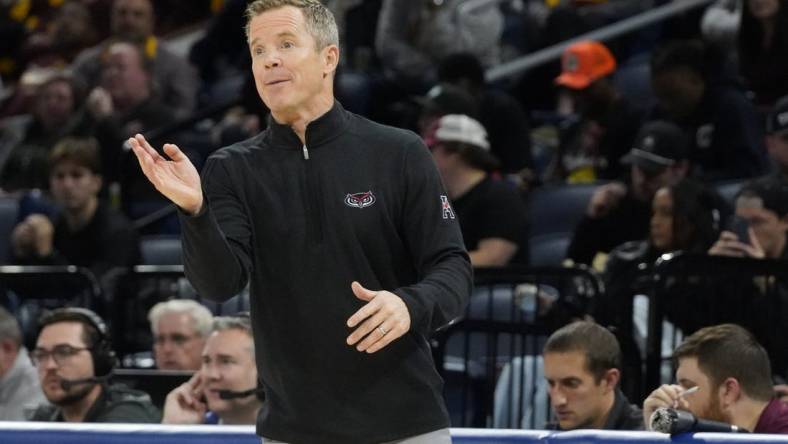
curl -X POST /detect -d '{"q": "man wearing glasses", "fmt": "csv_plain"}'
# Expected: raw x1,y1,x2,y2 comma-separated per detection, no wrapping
148,299,213,370
28,308,160,422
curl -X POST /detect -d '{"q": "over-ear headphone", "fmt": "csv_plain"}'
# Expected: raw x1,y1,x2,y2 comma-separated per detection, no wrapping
38,307,117,377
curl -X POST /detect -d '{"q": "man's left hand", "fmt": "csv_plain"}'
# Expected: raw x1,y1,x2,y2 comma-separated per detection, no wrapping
346,281,410,353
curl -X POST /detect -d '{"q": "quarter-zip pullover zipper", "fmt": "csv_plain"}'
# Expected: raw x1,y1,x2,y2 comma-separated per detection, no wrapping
302,143,323,243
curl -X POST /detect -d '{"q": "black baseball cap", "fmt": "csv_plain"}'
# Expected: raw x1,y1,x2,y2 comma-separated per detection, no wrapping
621,120,689,173
767,95,788,135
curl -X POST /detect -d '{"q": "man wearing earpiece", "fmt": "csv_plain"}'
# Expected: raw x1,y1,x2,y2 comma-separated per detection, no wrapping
162,315,262,425
28,308,160,422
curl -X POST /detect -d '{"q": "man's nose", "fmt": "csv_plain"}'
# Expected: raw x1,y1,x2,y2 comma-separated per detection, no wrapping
264,51,281,69
204,364,221,380
550,388,567,406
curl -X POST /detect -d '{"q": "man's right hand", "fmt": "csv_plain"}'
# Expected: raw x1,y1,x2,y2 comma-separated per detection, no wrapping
642,384,691,430
128,134,204,215
162,373,207,424
587,182,627,218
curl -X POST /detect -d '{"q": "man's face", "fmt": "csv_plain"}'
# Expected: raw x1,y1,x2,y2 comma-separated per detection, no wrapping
50,161,101,212
735,196,788,258
153,312,205,370
429,142,459,180
676,356,730,423
652,69,704,121
650,187,674,252
766,131,788,174
111,0,154,40
631,164,675,202
101,43,150,106
0,339,16,379
248,6,337,116
36,80,74,130
34,322,95,406
544,351,614,430
748,0,780,20
200,329,258,415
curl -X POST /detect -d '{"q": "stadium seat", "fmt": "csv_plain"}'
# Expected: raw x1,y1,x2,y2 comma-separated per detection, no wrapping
527,183,601,238
714,179,747,206
528,233,571,267
140,235,183,265
0,197,19,264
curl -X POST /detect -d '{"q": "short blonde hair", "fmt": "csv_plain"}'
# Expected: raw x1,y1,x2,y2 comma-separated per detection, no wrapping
244,0,339,51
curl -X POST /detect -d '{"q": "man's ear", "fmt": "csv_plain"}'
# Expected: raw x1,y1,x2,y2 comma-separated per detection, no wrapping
602,368,620,393
720,377,742,408
322,45,339,78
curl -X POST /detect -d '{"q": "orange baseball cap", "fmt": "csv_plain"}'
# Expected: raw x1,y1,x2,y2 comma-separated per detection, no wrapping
554,41,616,90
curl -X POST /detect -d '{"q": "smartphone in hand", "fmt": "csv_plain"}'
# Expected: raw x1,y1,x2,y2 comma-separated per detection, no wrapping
726,215,751,245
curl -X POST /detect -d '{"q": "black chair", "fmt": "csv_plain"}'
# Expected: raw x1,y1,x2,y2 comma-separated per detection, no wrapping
713,179,747,206
527,183,601,237
140,235,183,265
528,233,570,267
0,197,19,264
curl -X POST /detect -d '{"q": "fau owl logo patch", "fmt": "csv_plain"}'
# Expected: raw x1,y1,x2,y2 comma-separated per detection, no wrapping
345,191,376,209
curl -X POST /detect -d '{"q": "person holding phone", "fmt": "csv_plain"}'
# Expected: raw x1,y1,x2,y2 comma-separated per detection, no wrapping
709,178,788,260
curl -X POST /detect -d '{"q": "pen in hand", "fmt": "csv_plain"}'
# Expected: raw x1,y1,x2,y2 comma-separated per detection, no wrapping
673,386,699,408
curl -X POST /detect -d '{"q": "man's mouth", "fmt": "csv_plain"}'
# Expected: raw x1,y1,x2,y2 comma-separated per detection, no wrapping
266,79,289,86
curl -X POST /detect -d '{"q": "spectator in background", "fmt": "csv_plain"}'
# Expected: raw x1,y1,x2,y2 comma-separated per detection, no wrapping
21,2,100,70
568,120,690,266
0,74,89,193
765,95,788,183
148,299,213,371
738,0,788,108
650,39,767,180
417,83,479,138
375,0,503,93
549,40,643,182
162,315,261,425
10,137,141,280
427,114,529,266
643,324,788,433
71,0,198,118
599,179,723,393
707,178,788,378
543,321,643,431
0,306,47,420
709,178,788,261
438,53,533,174
29,307,160,422
85,40,176,200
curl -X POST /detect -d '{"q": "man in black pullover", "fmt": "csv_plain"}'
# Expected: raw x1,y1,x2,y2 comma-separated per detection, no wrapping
128,1,472,443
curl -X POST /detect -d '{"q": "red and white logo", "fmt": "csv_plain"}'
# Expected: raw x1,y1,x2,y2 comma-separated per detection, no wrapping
441,195,455,219
345,191,376,209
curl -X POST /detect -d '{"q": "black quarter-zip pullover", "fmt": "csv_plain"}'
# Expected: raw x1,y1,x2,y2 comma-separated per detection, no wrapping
179,102,472,443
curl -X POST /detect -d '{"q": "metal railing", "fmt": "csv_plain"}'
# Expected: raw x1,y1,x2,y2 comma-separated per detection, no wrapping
486,0,714,82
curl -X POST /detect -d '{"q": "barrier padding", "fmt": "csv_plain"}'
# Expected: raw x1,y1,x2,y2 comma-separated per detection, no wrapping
1,423,788,443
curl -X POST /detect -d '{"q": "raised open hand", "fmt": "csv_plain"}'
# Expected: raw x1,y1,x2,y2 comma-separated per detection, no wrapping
128,134,204,215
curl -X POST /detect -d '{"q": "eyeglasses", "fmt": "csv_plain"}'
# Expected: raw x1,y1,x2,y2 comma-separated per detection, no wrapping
153,333,198,347
30,345,90,367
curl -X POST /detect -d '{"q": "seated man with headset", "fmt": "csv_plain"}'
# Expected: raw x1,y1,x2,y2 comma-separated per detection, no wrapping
28,308,160,422
162,314,262,425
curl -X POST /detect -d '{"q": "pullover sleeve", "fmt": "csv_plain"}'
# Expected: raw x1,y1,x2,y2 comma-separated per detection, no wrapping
392,140,473,335
179,154,252,301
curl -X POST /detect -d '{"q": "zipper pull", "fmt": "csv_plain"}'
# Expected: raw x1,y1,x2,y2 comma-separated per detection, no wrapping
302,144,309,160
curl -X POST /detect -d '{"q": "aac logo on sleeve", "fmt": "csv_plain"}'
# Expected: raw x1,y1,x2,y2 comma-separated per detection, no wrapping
440,195,455,220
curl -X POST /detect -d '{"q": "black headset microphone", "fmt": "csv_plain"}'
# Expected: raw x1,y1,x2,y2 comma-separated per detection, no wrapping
649,407,749,434
60,374,112,391
218,387,266,400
